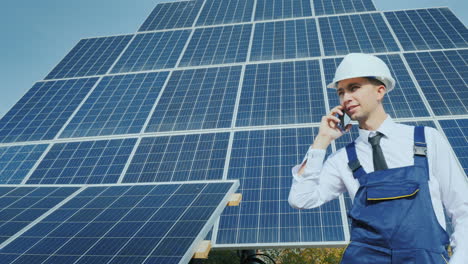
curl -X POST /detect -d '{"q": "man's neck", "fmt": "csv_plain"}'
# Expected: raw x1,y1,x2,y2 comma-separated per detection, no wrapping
358,108,387,131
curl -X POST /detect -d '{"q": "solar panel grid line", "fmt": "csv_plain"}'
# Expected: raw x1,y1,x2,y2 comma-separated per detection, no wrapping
435,8,468,45
380,11,406,52
403,51,465,116
19,144,54,185
174,29,198,68
417,9,453,49
432,120,467,177
72,184,185,263
428,51,468,114
127,183,220,263
140,71,176,134
178,181,240,264
45,39,90,80
104,35,137,75
315,18,326,58
45,36,133,80
0,78,99,144
0,186,84,249
337,195,350,241
0,144,48,184
116,137,143,184
53,77,104,141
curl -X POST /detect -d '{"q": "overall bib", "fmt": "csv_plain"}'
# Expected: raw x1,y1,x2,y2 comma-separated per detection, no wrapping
341,126,450,264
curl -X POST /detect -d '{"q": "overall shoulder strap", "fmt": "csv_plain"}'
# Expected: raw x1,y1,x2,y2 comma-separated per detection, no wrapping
345,142,367,182
413,126,429,171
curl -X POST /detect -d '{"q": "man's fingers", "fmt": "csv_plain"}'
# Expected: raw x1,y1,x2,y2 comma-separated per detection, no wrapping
345,124,353,132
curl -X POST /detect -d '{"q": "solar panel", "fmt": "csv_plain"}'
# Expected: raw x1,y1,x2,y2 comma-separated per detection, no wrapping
0,181,238,264
123,133,229,183
0,186,79,245
404,50,468,116
385,8,468,51
439,119,468,176
59,72,169,138
45,35,132,80
254,0,312,21
0,78,98,143
145,66,241,133
111,30,191,73
139,0,203,31
27,138,137,184
250,19,321,61
179,24,252,67
215,128,347,246
236,60,325,127
319,13,400,56
197,0,254,26
323,54,430,118
0,144,48,184
313,0,376,16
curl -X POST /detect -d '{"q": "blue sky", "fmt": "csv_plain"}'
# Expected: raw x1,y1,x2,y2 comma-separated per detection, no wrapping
0,0,466,118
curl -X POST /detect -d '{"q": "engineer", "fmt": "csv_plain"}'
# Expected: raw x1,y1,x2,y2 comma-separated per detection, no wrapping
288,53,468,263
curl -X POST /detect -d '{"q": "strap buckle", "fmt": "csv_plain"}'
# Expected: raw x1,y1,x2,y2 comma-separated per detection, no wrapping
348,160,362,172
414,143,427,156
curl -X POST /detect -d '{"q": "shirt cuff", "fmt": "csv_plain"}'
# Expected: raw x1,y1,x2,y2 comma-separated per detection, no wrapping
292,148,326,182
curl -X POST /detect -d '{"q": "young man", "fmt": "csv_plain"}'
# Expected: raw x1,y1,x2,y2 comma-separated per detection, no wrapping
288,53,467,263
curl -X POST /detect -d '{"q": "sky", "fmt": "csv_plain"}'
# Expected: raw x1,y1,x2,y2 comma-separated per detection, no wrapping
0,0,466,118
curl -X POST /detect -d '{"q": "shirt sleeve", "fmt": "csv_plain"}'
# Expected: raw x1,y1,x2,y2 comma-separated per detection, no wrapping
428,128,468,263
288,147,346,209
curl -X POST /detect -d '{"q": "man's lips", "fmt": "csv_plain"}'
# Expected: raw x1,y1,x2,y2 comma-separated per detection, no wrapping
346,105,359,113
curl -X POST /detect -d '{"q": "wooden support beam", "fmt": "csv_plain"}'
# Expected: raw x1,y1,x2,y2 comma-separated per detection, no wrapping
227,193,242,206
193,240,211,259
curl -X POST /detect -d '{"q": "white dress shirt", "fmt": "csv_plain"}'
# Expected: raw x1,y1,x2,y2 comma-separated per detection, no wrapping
289,116,468,263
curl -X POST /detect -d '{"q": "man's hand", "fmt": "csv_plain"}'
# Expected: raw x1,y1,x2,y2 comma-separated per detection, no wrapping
313,105,352,149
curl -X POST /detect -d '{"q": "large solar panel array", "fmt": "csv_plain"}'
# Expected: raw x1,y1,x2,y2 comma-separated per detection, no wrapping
0,181,238,264
0,0,466,259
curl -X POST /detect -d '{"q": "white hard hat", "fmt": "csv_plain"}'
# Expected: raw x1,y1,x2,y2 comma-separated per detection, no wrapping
327,53,395,92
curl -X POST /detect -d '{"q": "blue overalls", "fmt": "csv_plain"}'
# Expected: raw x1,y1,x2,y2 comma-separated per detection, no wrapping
341,126,451,263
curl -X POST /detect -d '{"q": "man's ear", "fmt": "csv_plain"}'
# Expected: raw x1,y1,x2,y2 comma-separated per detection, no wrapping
376,85,386,101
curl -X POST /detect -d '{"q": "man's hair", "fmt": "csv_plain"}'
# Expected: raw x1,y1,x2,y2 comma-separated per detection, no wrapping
365,77,386,87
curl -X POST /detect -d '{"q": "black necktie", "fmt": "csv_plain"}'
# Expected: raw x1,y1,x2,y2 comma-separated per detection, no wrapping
369,132,388,171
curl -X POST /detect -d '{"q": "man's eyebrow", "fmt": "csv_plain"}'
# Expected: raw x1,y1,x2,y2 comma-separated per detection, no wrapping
337,82,361,92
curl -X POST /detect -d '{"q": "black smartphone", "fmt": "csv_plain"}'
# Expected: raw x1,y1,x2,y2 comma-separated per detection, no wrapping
335,112,351,132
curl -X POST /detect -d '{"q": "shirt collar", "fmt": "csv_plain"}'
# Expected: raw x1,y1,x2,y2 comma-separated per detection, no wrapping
358,115,395,144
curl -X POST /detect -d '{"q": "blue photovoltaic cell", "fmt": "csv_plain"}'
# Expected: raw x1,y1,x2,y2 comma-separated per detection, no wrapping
179,24,252,67
236,60,325,127
197,0,254,26
439,119,468,176
27,138,137,185
111,30,191,73
0,144,48,184
385,8,468,51
45,35,132,80
59,72,169,138
314,0,376,16
0,186,79,244
138,0,203,31
250,19,321,61
323,54,430,118
254,0,312,21
404,50,468,116
0,182,236,264
319,13,400,56
0,78,98,143
216,128,345,245
145,67,240,133
123,133,229,183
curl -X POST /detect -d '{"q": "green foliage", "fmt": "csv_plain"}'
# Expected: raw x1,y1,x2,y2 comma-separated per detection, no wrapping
201,248,345,264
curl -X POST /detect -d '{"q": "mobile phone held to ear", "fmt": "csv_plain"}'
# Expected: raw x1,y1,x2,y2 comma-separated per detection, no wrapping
335,112,351,133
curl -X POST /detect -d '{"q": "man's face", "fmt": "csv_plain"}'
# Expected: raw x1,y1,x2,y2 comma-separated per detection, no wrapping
336,77,384,122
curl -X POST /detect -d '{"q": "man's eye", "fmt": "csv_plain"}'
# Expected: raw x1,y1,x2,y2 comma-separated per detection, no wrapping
351,86,359,91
